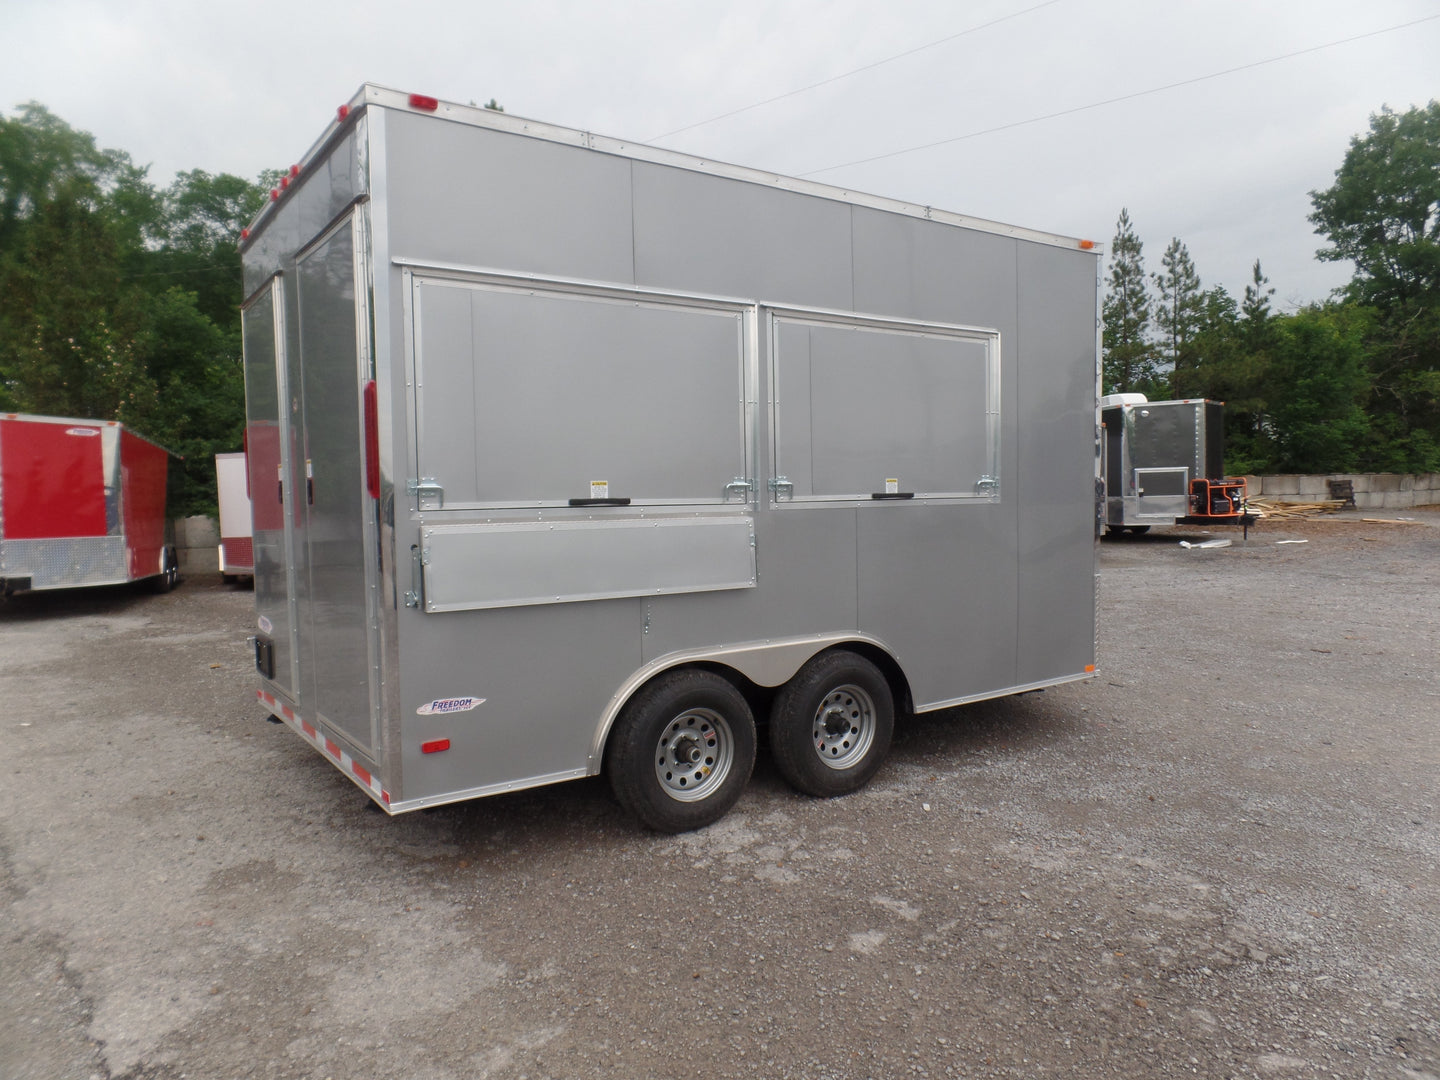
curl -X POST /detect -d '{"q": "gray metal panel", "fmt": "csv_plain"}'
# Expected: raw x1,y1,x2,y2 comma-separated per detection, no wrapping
242,118,369,297
632,162,853,309
397,597,643,802
1129,401,1202,478
1203,401,1226,478
851,206,1020,327
410,275,749,507
1015,241,1099,684
639,507,860,667
773,316,995,498
383,112,635,285
244,87,1095,257
421,516,756,612
296,222,374,753
241,284,294,697
856,504,1017,706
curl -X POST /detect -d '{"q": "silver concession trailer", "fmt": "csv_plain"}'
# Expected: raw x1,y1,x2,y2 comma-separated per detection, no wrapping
1100,394,1248,534
240,85,1101,832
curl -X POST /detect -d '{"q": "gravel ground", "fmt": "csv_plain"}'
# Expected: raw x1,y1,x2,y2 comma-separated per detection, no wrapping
2,511,1437,1080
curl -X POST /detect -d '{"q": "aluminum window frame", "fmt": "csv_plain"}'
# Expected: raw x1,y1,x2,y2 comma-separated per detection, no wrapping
400,261,758,512
765,305,1002,507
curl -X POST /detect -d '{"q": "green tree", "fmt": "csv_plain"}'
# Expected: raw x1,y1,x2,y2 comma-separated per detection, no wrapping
1177,284,1274,473
0,104,266,515
1310,102,1440,307
1102,209,1161,395
1152,237,1203,387
1266,306,1372,472
150,169,269,331
1309,101,1440,470
1240,260,1274,343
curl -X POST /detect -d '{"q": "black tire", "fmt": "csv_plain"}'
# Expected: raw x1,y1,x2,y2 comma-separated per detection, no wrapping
148,548,179,593
770,650,894,798
606,669,757,833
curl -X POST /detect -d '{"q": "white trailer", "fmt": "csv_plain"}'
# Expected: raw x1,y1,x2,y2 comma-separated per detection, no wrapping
240,85,1101,832
214,452,254,581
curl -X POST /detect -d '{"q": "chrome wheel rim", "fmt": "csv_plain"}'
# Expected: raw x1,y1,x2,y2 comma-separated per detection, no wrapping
655,707,734,802
812,683,876,770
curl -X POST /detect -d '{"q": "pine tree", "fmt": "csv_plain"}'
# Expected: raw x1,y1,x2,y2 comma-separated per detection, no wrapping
1101,209,1159,395
1153,237,1203,384
1241,259,1274,342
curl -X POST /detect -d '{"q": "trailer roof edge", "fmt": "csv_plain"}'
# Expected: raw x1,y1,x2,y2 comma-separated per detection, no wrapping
241,83,1102,255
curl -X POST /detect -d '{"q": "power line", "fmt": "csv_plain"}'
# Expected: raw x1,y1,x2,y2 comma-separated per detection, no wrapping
796,13,1440,177
647,0,1068,142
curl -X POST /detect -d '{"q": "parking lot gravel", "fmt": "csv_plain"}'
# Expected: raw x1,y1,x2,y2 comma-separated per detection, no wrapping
2,510,1437,1080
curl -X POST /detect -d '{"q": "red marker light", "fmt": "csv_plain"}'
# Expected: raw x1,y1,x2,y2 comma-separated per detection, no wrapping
241,228,249,240
363,380,380,499
337,104,350,122
280,176,289,190
270,189,279,201
289,164,300,177
408,93,439,111
1079,239,1096,250
421,739,451,755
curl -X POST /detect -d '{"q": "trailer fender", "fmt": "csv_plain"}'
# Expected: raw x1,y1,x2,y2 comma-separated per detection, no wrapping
587,633,902,773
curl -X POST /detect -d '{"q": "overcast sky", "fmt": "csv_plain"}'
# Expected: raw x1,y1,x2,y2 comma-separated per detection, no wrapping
5,0,1437,307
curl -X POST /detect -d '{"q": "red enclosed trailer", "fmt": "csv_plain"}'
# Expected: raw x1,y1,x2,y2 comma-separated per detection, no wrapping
0,413,178,595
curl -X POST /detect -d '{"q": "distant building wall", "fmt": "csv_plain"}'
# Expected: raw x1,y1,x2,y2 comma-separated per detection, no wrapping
1244,474,1440,511
172,515,219,574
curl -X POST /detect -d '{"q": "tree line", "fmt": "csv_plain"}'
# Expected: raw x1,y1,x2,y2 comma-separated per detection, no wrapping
0,103,275,515
2,100,1436,514
1103,102,1439,476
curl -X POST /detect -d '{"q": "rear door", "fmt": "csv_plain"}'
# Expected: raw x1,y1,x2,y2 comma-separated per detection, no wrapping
242,278,299,696
293,209,378,757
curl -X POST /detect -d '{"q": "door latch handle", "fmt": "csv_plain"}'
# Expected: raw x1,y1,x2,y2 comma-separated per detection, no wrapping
407,477,444,507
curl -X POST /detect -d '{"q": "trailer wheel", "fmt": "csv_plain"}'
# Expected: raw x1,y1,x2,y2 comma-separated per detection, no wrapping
148,548,179,593
606,670,756,833
770,651,894,798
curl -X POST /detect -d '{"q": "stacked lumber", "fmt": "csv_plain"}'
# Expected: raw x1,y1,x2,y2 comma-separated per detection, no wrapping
1247,498,1347,519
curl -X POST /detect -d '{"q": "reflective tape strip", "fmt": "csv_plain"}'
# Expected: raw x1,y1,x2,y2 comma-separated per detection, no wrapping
256,689,390,805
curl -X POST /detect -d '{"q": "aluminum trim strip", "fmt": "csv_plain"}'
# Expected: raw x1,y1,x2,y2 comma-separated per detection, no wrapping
242,85,1101,254
915,670,1096,714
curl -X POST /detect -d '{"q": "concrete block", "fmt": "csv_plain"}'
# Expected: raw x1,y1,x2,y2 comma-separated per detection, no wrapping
1400,474,1415,492
1381,491,1415,510
176,515,219,548
1372,473,1402,492
1298,475,1329,497
1266,475,1300,496
179,546,220,574
1353,491,1383,510
1350,474,1372,493
1241,475,1260,498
